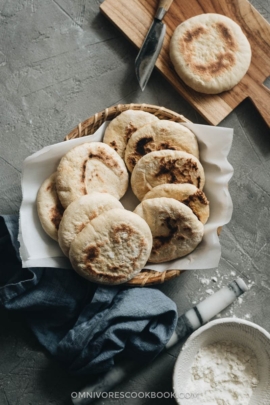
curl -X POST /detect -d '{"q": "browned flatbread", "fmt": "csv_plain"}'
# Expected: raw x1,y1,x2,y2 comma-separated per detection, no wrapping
134,198,204,263
56,142,129,209
170,13,252,94
103,110,159,158
131,150,205,201
36,172,64,241
124,120,199,172
69,209,152,284
58,193,124,257
143,183,209,224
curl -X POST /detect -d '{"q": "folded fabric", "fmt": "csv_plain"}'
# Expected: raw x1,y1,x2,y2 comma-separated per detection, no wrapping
0,215,178,375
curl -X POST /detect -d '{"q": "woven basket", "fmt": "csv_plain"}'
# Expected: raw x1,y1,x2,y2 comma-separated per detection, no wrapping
64,103,191,286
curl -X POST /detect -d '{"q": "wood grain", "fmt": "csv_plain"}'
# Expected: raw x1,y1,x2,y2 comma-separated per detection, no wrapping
100,0,270,126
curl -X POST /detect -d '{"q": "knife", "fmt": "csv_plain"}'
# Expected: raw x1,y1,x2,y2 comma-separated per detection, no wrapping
72,278,248,404
135,0,174,91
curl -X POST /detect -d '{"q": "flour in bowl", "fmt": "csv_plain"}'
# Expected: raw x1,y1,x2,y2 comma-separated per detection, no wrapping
186,340,259,404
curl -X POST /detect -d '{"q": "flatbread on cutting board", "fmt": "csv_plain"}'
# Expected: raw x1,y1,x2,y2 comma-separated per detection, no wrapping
170,13,252,94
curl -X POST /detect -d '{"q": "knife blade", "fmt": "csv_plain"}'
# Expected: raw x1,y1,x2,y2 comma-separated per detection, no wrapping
135,0,174,91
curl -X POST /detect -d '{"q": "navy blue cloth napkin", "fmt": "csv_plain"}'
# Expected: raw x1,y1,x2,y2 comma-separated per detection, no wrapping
0,215,178,375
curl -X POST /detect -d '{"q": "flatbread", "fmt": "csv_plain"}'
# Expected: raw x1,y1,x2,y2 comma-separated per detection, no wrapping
103,110,159,158
36,172,64,241
69,208,152,284
124,120,199,172
143,183,209,224
56,142,129,208
170,13,252,94
131,150,205,201
134,198,204,263
58,192,124,256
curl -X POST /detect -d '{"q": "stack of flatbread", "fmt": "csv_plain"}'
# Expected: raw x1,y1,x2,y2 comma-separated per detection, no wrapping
36,109,209,283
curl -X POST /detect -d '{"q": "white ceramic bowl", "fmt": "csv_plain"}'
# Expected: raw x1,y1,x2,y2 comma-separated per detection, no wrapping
173,318,270,405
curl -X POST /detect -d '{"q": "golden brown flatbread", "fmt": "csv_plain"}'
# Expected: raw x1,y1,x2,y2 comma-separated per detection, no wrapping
131,150,205,201
134,197,204,263
58,193,124,256
170,13,252,94
125,120,199,172
143,183,209,224
103,110,159,158
36,172,64,241
56,142,129,208
69,209,152,284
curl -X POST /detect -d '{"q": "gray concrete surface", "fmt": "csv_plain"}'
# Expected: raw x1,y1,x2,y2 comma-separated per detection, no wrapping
0,0,270,404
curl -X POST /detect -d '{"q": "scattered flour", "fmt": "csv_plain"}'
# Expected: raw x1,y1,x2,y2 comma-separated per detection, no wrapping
206,289,214,295
186,341,258,405
200,277,211,285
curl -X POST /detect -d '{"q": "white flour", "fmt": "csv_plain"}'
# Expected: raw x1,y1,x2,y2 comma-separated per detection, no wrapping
186,341,259,405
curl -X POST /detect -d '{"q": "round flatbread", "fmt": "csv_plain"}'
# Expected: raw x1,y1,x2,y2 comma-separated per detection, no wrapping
56,142,129,208
170,13,252,94
69,209,152,284
131,150,205,201
134,198,204,263
143,184,209,224
124,120,199,172
58,193,124,256
103,110,159,158
36,172,64,241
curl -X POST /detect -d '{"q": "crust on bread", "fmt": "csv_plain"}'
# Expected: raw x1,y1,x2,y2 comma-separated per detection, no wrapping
125,120,199,172
36,172,64,241
131,150,205,201
103,110,159,158
58,192,124,256
170,13,252,94
56,142,129,208
134,197,204,263
69,209,152,284
143,183,209,224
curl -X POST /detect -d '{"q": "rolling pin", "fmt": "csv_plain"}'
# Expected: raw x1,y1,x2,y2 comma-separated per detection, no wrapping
72,278,248,404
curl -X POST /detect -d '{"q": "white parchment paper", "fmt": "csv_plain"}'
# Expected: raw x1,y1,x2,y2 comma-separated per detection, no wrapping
19,121,233,271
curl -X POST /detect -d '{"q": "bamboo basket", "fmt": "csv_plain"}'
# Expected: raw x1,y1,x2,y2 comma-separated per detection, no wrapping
64,103,191,286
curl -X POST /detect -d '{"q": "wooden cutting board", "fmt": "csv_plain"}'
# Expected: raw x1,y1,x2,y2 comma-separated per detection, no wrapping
100,0,270,126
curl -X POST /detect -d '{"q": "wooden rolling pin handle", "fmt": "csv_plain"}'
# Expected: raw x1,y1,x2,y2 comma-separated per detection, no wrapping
158,0,174,11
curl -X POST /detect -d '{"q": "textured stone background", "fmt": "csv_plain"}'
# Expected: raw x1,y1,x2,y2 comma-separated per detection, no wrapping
0,0,270,404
